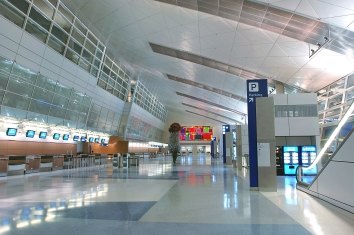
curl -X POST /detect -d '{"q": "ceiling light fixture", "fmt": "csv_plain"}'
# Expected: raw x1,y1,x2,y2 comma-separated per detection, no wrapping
309,36,330,58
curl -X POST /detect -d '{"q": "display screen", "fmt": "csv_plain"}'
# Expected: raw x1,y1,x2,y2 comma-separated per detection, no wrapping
53,133,60,140
283,146,298,152
26,130,35,138
73,135,79,141
39,132,47,139
302,146,316,152
6,128,17,136
81,136,87,142
89,137,94,143
94,138,99,143
63,134,69,140
180,126,213,141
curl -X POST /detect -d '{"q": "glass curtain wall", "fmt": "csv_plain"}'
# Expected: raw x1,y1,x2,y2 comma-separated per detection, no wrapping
132,81,167,122
0,55,119,134
318,74,354,150
0,0,131,102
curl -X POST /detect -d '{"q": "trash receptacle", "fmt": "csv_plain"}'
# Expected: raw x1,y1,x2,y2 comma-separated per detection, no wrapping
122,153,129,168
113,154,122,168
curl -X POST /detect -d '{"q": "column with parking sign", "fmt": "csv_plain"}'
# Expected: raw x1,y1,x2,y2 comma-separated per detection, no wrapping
246,79,268,189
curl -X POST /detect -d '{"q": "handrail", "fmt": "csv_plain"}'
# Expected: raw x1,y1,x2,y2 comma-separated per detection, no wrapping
296,99,354,187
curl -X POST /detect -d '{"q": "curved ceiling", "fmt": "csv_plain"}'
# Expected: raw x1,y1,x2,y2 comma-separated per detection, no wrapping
64,0,354,125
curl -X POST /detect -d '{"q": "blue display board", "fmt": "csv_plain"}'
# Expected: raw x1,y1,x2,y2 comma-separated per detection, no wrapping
246,79,268,188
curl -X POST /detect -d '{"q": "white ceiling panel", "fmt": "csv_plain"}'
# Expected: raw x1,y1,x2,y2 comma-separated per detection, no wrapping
66,0,354,125
271,0,302,11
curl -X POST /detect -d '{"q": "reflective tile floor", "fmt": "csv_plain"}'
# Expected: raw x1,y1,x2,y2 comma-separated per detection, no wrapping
0,155,354,235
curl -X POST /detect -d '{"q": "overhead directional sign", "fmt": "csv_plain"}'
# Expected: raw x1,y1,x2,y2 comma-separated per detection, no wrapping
246,79,268,189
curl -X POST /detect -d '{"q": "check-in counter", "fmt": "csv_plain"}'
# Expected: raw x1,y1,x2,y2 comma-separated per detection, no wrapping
0,156,9,177
40,155,53,172
8,156,26,175
25,155,41,174
52,155,64,170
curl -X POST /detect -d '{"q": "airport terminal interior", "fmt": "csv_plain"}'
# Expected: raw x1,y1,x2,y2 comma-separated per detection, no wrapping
1,0,354,234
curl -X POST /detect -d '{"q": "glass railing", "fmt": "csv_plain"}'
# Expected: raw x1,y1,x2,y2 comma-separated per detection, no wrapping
296,100,354,187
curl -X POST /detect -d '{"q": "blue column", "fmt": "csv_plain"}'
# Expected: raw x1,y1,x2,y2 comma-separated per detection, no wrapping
246,80,268,188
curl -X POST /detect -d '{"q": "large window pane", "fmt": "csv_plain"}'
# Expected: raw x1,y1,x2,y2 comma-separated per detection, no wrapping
3,92,30,110
55,84,71,97
85,40,96,55
47,116,63,126
90,67,98,77
52,94,68,108
29,6,51,31
25,19,48,42
11,63,37,84
26,111,48,123
82,96,91,107
54,12,71,33
74,19,87,35
51,24,68,43
65,111,79,121
28,99,50,115
0,1,26,28
87,32,98,45
49,106,66,118
71,28,85,44
81,49,93,63
328,94,343,108
96,51,103,61
65,48,79,64
78,58,90,72
1,106,27,119
58,4,74,23
48,35,65,54
68,38,82,55
7,79,34,97
97,79,107,89
36,75,56,91
0,63,11,90
7,0,29,14
48,0,58,8
32,87,54,103
0,89,5,104
32,0,54,19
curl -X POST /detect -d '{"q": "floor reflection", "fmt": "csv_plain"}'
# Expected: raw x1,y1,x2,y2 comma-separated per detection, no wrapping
0,184,108,234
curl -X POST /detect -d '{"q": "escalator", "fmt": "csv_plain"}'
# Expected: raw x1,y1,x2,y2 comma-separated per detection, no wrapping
296,100,354,213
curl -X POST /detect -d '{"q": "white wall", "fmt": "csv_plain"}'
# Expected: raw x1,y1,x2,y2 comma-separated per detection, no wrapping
272,93,319,137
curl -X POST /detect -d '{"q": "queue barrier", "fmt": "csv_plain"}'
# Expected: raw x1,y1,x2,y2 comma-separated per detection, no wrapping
1,154,109,176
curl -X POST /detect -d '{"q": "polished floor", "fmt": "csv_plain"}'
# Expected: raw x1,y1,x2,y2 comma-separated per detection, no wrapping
0,155,353,235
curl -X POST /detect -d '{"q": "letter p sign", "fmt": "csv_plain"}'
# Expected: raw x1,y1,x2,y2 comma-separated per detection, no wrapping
249,82,259,92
